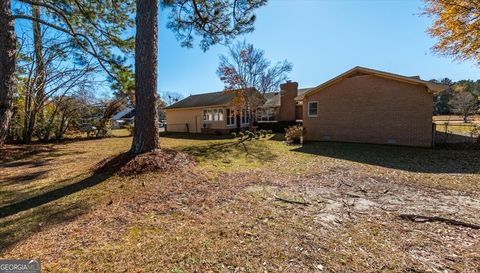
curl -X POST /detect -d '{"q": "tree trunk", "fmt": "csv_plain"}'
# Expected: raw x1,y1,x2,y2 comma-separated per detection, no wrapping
131,0,160,154
0,0,16,145
32,5,46,130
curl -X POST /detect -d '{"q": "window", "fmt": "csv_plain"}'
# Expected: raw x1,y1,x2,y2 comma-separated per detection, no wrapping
218,109,224,121
203,108,224,121
308,101,318,117
241,109,249,124
257,108,276,122
226,108,235,126
203,110,208,121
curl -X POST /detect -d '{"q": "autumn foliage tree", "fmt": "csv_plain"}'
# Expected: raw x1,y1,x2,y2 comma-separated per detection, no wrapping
423,1,480,64
217,41,292,130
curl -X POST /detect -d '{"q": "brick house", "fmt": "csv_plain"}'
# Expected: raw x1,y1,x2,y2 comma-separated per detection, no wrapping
297,67,447,147
165,84,306,133
165,66,447,147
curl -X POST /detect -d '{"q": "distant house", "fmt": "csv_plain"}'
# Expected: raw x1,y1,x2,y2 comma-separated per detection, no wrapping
165,66,448,147
112,107,135,128
112,107,166,129
297,66,448,147
164,84,307,133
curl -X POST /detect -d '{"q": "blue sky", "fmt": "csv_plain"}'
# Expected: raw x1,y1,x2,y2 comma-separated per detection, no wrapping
158,0,480,98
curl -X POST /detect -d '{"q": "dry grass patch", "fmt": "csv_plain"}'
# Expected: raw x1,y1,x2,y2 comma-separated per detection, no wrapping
1,132,479,272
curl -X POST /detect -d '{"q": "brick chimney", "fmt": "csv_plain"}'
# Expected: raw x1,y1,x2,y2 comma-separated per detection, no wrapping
278,81,298,121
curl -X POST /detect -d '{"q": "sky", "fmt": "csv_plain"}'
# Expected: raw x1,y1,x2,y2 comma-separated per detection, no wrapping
157,0,480,98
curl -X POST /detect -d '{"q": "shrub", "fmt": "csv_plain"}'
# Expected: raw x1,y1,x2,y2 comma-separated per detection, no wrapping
285,125,304,144
267,130,273,135
248,132,255,140
231,132,237,138
238,132,244,139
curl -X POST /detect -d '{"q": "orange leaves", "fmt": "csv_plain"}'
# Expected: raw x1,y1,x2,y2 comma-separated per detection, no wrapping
423,0,480,63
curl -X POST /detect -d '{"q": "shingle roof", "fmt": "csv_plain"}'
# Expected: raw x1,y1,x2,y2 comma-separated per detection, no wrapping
165,91,235,109
165,87,314,110
298,88,312,96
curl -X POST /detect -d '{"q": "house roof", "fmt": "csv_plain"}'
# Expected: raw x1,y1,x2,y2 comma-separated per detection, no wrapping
112,107,134,120
164,91,236,109
297,66,449,100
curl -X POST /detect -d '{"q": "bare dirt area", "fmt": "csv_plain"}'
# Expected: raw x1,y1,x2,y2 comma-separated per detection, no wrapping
0,134,479,272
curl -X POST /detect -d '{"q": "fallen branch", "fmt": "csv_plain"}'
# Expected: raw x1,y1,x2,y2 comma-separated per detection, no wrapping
399,214,480,229
274,195,309,206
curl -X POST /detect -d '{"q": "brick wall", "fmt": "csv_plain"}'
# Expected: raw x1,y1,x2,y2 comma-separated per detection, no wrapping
302,75,433,147
278,82,298,121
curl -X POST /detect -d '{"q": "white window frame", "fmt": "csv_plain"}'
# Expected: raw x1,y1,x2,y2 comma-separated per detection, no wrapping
308,101,318,117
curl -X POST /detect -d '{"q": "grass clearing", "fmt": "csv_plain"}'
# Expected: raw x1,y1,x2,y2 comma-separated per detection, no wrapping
1,131,479,272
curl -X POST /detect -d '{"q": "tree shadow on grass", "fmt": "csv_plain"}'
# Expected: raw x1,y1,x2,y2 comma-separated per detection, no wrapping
292,141,480,174
0,152,133,220
0,200,88,252
0,170,50,186
0,152,134,252
179,140,277,163
0,144,57,164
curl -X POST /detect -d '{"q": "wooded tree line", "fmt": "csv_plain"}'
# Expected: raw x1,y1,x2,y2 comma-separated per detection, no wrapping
432,78,480,121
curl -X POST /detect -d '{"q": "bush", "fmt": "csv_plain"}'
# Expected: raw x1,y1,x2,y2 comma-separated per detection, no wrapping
255,121,298,133
231,132,237,138
285,125,304,144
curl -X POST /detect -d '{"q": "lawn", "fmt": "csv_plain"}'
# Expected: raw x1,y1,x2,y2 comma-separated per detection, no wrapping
0,132,479,272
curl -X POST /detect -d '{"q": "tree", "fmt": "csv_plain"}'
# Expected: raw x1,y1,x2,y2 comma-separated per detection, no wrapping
423,1,480,64
432,77,454,115
449,81,480,122
131,0,267,153
131,0,160,153
0,0,17,145
217,40,292,130
0,0,135,145
160,91,183,106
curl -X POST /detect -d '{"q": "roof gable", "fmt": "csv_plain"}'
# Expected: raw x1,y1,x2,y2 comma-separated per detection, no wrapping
299,66,448,100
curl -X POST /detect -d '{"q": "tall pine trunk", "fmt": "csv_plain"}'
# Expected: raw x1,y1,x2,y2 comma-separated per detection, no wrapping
131,0,160,154
33,5,46,136
0,0,16,145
